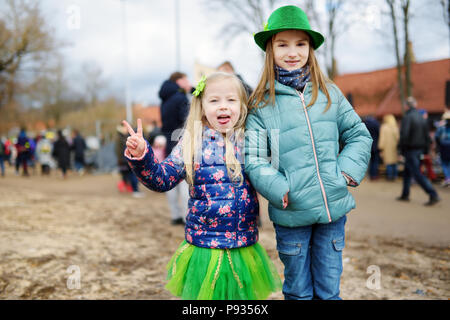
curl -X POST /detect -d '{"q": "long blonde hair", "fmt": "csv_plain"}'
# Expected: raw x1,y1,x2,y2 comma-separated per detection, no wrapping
249,35,332,111
181,72,248,186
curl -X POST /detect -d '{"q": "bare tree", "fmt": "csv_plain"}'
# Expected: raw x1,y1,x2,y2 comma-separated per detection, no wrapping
81,62,106,107
202,0,283,58
0,0,55,108
385,0,406,112
439,0,449,34
401,0,413,98
302,0,364,80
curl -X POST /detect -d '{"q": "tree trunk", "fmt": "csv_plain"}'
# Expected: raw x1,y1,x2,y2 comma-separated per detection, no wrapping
386,0,406,113
402,0,413,98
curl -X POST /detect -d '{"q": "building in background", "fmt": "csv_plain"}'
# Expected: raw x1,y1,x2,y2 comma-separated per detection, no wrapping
334,58,449,120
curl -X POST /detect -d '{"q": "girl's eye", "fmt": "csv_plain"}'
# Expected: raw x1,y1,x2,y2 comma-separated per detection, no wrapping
210,99,218,103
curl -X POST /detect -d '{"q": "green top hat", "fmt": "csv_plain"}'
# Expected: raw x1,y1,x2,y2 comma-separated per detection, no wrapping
254,5,325,51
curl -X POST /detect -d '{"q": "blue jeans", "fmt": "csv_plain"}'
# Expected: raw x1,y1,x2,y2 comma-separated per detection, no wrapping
441,159,450,180
74,160,84,172
0,155,4,176
385,164,397,180
401,149,438,198
274,215,347,300
369,152,380,179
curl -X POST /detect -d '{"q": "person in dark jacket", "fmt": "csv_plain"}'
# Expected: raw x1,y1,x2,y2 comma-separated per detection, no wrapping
52,130,71,178
362,115,381,180
159,72,192,155
435,111,450,187
158,71,191,225
115,123,143,197
71,129,87,174
397,97,440,205
15,128,31,176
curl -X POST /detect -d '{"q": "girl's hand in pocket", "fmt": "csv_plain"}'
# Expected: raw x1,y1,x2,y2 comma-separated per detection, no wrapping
283,191,289,209
123,118,146,158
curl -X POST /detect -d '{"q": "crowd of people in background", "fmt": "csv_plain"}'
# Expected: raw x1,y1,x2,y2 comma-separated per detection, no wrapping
1,67,448,210
363,98,450,206
0,128,87,179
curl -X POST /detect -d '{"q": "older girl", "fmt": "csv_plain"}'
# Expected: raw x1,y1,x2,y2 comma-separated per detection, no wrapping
245,5,372,300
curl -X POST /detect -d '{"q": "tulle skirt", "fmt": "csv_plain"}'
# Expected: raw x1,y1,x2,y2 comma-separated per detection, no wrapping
165,240,282,300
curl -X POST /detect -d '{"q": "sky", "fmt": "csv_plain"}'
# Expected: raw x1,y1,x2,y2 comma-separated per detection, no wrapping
37,0,449,106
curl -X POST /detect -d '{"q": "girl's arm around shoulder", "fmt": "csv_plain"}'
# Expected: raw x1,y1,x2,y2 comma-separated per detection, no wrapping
335,87,373,186
125,139,186,192
244,109,289,209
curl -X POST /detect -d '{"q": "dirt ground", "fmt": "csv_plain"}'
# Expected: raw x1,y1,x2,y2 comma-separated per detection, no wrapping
0,165,449,300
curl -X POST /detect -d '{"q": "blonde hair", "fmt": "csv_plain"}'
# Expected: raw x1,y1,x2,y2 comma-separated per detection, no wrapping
181,72,248,186
249,34,332,111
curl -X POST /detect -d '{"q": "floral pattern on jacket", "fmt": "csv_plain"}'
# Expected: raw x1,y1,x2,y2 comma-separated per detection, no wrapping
126,125,259,249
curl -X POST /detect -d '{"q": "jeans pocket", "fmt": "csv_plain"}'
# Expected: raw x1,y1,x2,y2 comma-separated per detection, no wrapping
277,240,302,256
332,237,345,251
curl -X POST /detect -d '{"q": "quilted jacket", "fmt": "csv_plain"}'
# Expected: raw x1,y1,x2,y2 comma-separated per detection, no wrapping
126,125,260,249
245,81,372,227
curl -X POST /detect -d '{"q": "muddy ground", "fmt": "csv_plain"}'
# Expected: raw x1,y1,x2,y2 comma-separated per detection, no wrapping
0,166,449,300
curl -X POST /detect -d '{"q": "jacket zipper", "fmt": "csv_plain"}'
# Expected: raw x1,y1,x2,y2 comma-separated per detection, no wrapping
296,85,332,223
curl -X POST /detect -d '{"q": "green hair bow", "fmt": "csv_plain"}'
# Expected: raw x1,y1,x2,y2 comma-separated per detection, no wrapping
192,75,207,97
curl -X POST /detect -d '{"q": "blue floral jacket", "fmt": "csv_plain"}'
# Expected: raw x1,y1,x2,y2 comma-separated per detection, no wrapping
126,125,260,249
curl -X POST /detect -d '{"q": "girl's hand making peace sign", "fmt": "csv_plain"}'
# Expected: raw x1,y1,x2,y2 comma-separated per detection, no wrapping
122,118,146,158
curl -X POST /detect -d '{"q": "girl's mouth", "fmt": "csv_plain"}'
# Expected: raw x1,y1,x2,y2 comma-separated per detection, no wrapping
285,60,300,66
217,115,231,125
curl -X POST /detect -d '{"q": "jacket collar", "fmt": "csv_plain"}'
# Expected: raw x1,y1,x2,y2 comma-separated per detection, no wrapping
266,80,312,96
203,124,222,141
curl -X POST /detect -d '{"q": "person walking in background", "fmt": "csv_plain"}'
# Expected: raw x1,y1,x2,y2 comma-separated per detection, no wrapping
115,123,144,198
158,71,191,225
246,5,372,300
15,128,31,177
363,115,381,180
397,97,440,205
217,61,253,98
71,129,87,175
378,114,399,181
36,132,54,175
52,130,71,179
418,109,438,182
3,137,12,166
435,111,450,187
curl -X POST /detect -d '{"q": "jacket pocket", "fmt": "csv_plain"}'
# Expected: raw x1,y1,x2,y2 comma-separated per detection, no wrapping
277,240,302,256
335,163,348,187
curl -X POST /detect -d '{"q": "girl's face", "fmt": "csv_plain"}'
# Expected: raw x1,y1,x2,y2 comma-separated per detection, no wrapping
273,30,310,71
202,79,241,134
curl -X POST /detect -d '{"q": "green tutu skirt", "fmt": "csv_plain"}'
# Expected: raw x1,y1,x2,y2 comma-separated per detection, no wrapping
165,240,282,300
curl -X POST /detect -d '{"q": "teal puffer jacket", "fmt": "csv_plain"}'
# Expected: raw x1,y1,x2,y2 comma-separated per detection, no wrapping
245,81,372,227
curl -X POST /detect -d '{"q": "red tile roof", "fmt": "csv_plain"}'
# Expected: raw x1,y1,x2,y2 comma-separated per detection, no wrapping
133,104,161,127
334,58,449,117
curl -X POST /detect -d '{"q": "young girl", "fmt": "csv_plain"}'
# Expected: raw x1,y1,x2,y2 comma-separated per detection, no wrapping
245,5,372,300
122,72,281,300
